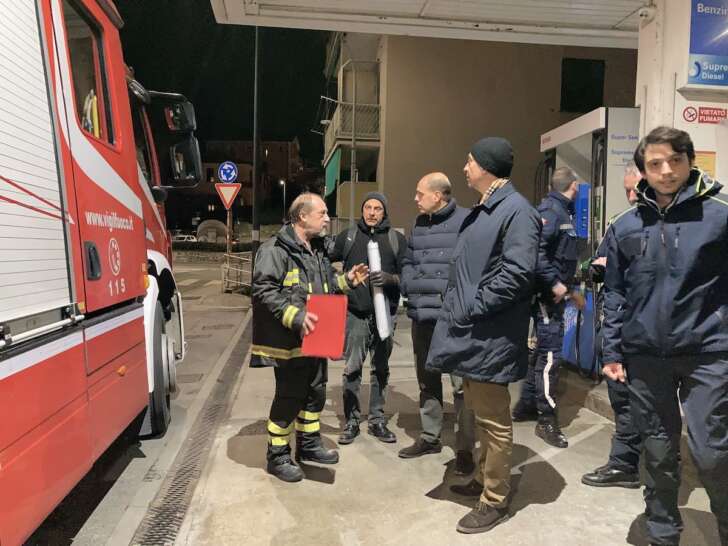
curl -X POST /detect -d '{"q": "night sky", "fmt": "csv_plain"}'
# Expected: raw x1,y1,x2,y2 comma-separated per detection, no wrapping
116,1,328,165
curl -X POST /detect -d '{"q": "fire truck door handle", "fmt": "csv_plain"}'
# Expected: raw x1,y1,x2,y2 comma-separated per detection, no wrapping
84,242,102,280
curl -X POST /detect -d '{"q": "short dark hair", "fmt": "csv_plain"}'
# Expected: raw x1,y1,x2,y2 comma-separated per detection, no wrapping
633,126,695,172
550,167,578,192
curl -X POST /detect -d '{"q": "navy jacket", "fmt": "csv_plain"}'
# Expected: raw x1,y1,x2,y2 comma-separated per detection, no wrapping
400,199,469,323
602,170,728,363
536,191,578,295
426,184,541,384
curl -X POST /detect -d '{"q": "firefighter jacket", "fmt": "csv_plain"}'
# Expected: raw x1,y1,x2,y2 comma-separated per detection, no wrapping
250,224,350,367
602,169,728,364
536,191,578,296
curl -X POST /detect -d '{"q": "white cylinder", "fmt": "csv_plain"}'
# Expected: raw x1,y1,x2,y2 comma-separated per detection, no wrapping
367,240,391,340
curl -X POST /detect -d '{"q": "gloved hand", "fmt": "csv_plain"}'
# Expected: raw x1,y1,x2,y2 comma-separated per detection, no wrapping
369,270,398,287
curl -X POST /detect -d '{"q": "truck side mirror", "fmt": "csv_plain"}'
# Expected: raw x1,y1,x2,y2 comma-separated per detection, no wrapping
146,91,202,188
164,101,196,132
169,136,202,187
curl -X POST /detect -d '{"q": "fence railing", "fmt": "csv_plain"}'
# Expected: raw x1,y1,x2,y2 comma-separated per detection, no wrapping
221,252,251,293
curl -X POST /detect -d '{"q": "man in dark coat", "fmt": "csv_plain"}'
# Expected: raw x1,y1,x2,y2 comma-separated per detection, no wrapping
427,137,540,534
398,172,475,474
602,127,728,546
330,192,407,445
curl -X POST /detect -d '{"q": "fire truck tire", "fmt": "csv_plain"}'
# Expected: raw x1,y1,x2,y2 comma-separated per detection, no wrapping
149,301,171,435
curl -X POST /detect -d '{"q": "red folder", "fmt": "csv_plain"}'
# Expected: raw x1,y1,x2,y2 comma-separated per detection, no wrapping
301,294,348,359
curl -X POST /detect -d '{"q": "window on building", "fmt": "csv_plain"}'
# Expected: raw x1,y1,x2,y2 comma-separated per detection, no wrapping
63,0,114,143
560,58,605,113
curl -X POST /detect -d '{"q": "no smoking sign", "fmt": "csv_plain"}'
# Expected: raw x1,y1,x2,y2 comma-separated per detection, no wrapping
683,106,698,123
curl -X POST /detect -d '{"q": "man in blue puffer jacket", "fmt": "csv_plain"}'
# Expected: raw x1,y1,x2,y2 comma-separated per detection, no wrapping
602,126,728,546
397,172,475,474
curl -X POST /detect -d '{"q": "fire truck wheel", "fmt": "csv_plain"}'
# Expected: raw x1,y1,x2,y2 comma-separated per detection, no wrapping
149,301,171,435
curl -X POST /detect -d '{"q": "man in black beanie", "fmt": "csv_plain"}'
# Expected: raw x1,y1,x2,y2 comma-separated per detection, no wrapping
427,137,540,534
330,192,407,445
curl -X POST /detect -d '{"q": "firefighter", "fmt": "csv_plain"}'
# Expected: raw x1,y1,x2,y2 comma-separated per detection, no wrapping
251,192,368,482
512,166,579,448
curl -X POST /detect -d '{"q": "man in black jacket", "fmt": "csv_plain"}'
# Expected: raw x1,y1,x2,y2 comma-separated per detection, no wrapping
603,127,728,546
427,138,540,534
251,193,367,482
330,192,407,445
581,163,642,489
512,166,579,449
398,172,475,473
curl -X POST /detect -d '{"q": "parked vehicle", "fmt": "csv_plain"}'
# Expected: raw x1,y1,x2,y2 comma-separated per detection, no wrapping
0,1,202,543
172,234,198,242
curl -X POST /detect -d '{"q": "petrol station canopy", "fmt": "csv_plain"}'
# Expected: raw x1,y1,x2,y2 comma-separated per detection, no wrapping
210,0,645,49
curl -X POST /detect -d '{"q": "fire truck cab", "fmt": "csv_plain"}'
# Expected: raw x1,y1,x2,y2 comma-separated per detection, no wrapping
0,1,202,543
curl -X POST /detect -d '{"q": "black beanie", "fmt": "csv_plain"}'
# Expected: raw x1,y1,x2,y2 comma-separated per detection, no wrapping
361,191,388,216
470,137,514,178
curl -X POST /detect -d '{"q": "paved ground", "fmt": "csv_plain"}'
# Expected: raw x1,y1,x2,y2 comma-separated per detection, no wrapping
176,316,721,546
27,262,249,546
26,261,722,546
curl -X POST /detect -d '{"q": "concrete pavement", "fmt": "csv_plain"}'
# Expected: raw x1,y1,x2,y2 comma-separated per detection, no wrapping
176,316,721,546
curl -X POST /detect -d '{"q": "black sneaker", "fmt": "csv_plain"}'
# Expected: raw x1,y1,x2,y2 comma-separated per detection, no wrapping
398,438,442,458
456,502,510,534
454,450,475,475
338,422,360,445
511,404,538,422
450,478,483,498
296,446,340,465
581,466,639,488
266,454,304,482
368,422,397,443
535,421,568,448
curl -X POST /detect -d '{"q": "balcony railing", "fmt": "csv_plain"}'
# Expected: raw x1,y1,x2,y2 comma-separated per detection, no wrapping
323,99,380,159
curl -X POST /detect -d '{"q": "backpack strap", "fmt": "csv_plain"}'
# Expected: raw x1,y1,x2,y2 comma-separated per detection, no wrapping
343,225,400,264
341,225,358,263
388,228,399,258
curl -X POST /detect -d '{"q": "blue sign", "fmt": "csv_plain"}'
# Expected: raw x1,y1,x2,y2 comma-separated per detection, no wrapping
574,183,590,239
688,0,728,86
217,161,238,183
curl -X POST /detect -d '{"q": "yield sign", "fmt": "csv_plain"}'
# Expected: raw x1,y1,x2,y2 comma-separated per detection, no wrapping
215,183,241,210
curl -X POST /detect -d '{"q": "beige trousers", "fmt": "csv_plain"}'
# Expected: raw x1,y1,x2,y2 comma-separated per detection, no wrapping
463,379,513,508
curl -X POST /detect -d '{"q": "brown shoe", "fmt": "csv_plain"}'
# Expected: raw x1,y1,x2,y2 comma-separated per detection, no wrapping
456,502,510,534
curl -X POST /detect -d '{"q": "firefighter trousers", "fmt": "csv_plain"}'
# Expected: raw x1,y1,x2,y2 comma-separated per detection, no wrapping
267,358,328,459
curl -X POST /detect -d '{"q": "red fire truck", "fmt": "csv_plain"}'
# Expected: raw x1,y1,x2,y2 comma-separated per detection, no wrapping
0,1,202,543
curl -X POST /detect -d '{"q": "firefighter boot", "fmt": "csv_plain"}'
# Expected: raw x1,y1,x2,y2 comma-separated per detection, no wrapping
295,432,339,464
266,446,304,483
